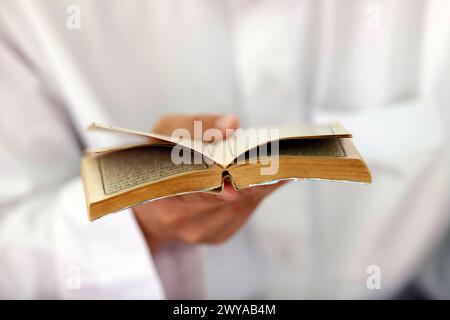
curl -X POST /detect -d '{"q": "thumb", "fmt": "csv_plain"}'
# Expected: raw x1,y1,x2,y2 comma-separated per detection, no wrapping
198,114,239,141
213,115,239,130
153,113,239,140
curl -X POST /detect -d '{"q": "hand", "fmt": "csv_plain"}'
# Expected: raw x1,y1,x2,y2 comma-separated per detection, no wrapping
134,114,285,252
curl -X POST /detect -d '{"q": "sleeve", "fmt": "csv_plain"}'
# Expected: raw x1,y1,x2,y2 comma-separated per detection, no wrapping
311,97,450,297
0,8,164,299
0,179,164,299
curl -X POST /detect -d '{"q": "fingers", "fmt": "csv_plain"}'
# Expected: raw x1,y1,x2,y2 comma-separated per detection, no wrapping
194,202,256,243
197,183,285,243
170,194,257,244
216,182,239,201
213,115,239,138
194,114,239,132
136,180,288,248
177,180,286,212
152,113,239,140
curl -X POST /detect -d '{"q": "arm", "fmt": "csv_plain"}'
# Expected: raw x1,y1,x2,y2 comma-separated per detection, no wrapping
0,179,164,299
0,35,163,299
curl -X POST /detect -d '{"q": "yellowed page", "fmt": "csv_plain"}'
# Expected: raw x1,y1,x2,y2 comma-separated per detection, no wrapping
85,141,172,155
213,122,352,167
88,123,213,161
88,122,351,168
96,146,210,195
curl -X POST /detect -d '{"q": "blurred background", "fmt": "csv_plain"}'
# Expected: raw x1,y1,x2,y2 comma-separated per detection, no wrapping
0,0,449,299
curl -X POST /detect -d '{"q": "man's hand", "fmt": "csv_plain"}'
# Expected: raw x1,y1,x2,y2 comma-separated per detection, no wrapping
134,114,284,252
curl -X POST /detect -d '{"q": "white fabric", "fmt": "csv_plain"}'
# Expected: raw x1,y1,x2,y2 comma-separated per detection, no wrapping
0,0,449,299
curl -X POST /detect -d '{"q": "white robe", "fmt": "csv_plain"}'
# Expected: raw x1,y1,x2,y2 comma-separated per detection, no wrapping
0,0,448,299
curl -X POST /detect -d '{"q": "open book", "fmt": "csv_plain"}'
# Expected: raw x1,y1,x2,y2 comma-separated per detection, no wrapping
82,123,371,220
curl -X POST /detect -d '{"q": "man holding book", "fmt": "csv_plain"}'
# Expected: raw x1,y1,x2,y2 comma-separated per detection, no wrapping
0,0,448,299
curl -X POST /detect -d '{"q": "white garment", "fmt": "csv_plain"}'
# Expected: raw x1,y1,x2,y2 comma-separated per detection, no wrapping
0,0,448,299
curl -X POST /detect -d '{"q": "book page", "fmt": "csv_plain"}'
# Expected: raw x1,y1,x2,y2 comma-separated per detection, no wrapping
89,123,213,160
88,122,351,168
269,138,346,157
85,142,173,155
214,122,351,166
230,138,346,165
97,146,209,195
